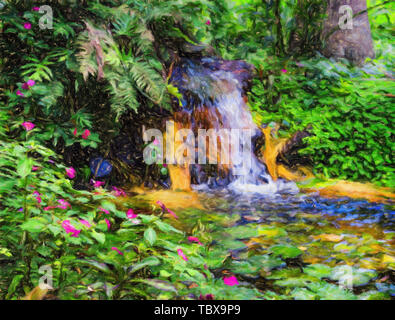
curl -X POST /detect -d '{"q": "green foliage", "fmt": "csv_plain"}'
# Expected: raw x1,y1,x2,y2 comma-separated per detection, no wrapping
0,120,216,299
249,56,395,187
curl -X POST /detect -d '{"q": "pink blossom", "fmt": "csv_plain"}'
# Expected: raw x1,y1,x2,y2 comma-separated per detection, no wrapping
206,20,211,26
33,191,41,204
188,236,203,246
156,200,166,210
80,219,92,228
23,22,32,30
166,208,178,219
32,166,39,171
163,164,168,168
43,206,55,211
33,7,40,11
223,276,238,286
16,90,24,97
27,79,35,87
81,129,91,139
126,208,137,219
156,200,178,219
112,186,126,197
73,128,77,136
99,207,110,214
22,83,29,90
177,248,188,261
22,121,35,131
111,247,123,255
65,167,76,179
105,218,111,230
281,69,287,73
91,179,104,188
152,138,159,146
57,199,71,209
62,220,80,237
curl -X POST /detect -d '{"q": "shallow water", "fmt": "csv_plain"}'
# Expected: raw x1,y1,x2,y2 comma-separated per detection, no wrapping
139,189,394,299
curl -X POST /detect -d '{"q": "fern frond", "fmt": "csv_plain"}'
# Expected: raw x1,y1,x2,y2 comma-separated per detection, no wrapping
127,57,165,104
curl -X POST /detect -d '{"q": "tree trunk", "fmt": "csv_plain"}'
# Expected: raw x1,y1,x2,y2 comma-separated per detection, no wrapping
322,0,375,65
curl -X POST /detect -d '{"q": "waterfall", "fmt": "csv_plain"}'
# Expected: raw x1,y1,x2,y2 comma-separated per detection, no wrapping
170,57,298,195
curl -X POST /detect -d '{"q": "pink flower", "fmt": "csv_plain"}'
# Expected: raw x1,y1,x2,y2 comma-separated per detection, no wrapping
206,20,211,26
43,206,55,211
188,236,203,246
156,200,166,210
99,207,110,214
65,167,76,179
23,22,32,30
126,208,137,219
22,121,35,131
16,90,24,97
32,166,39,171
57,199,71,209
73,128,77,136
112,186,126,197
105,218,111,230
177,248,188,261
33,7,40,11
33,191,41,204
27,79,35,87
152,138,159,146
81,129,91,139
166,208,178,219
91,179,104,188
111,247,123,255
62,220,80,237
80,219,92,228
163,164,168,168
22,83,29,90
281,69,287,73
156,200,178,219
223,276,238,286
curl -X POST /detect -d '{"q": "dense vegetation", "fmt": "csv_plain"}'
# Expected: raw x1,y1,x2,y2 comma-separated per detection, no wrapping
0,0,393,300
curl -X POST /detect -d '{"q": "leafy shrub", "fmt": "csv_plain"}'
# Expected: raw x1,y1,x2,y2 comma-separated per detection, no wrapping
0,108,213,299
249,57,394,187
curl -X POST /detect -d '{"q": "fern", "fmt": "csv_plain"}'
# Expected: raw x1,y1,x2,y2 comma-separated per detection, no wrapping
77,18,168,116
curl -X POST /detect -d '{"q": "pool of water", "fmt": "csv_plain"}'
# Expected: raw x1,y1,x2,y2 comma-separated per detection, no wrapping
167,190,395,299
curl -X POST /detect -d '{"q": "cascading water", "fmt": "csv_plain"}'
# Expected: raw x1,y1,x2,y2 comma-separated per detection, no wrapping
170,57,298,195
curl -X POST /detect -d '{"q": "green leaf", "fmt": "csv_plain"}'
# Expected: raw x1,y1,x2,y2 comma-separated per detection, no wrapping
0,180,16,193
270,244,303,259
100,201,116,213
129,256,160,274
141,279,177,293
76,259,111,274
6,274,24,299
17,157,33,177
20,219,46,233
91,231,106,244
154,220,183,234
144,227,157,246
303,264,333,279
